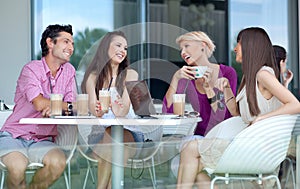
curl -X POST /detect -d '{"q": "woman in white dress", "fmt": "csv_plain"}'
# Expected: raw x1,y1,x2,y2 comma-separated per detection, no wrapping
176,27,300,189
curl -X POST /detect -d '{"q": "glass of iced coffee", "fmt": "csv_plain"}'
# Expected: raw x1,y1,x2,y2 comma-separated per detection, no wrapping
99,90,111,113
173,94,186,116
50,94,63,117
76,94,89,116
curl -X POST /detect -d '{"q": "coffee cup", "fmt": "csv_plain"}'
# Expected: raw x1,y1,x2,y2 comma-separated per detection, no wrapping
76,94,89,116
173,94,186,116
99,90,111,113
194,66,208,78
50,94,63,117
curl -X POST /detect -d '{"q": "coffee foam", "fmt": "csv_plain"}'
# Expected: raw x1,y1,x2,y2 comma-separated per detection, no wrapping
77,94,88,100
50,94,63,101
173,94,186,102
99,90,111,96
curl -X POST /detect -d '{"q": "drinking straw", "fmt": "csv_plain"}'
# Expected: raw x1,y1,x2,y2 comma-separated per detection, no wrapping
183,80,189,94
108,77,113,91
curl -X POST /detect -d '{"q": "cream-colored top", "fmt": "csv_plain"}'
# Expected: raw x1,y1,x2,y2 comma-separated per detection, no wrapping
236,66,282,124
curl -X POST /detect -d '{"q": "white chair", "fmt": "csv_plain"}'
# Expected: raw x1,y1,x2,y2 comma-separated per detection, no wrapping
0,125,78,189
170,116,245,178
204,114,297,189
77,124,163,189
280,118,300,189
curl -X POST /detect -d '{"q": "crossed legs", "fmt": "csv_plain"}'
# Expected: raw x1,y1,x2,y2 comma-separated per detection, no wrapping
176,139,212,189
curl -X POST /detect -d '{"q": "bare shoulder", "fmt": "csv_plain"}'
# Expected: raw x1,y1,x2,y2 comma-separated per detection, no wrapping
256,69,276,82
126,69,138,81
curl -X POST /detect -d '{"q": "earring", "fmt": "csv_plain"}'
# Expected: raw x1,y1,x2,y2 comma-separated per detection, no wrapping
201,48,204,52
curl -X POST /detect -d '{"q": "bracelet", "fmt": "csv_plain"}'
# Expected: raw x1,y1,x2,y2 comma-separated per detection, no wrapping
225,96,234,104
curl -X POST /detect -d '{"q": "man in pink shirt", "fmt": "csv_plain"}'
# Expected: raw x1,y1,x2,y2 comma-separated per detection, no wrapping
0,24,76,189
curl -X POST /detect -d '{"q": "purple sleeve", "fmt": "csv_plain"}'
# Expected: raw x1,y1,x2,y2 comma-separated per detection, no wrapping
162,79,189,113
162,96,173,113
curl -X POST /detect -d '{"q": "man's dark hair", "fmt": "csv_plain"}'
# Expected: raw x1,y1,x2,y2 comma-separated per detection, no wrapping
40,24,73,57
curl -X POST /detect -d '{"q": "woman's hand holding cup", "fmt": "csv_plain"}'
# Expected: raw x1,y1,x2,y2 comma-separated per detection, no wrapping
95,100,105,117
175,66,196,80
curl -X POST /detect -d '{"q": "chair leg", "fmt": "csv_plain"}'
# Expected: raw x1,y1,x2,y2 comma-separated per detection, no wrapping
149,157,157,189
68,162,71,189
210,177,217,189
64,170,70,189
290,164,296,189
83,167,89,189
147,158,157,189
283,157,296,189
83,159,97,189
89,161,96,184
0,171,4,189
275,176,282,189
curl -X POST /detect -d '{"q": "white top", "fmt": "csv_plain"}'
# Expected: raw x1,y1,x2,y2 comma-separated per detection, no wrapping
236,66,282,124
102,87,140,133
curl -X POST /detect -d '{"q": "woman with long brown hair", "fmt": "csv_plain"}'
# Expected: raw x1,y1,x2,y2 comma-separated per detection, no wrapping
81,31,143,189
176,27,300,189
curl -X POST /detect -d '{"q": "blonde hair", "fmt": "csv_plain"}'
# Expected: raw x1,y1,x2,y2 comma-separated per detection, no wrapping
176,31,216,58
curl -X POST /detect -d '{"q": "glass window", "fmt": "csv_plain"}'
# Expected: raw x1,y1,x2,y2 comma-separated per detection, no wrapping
32,0,147,88
229,0,292,89
32,0,297,99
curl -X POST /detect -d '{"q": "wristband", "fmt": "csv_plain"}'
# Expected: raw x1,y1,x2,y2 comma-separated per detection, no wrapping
225,96,234,104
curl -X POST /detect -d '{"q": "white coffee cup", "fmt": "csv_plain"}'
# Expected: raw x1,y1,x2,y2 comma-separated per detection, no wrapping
194,66,208,78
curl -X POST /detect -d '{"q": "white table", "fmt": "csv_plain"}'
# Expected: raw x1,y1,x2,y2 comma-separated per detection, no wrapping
20,116,201,189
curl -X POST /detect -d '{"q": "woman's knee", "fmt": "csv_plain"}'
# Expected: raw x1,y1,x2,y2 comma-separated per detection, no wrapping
182,140,198,153
180,140,199,158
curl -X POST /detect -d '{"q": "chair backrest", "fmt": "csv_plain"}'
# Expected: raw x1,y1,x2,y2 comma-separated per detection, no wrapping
213,114,297,174
292,114,300,135
55,125,78,164
162,121,198,136
205,116,248,139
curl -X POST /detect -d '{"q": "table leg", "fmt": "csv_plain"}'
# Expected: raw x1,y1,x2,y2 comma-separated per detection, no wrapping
111,125,124,189
297,135,300,189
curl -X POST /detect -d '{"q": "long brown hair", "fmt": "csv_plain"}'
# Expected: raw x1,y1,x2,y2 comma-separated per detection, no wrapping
237,27,279,116
81,31,129,98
